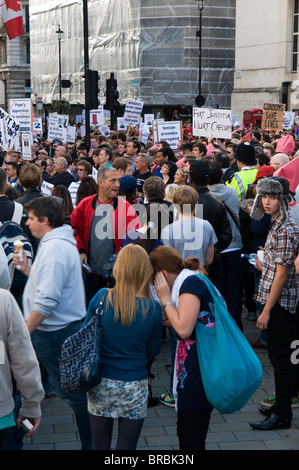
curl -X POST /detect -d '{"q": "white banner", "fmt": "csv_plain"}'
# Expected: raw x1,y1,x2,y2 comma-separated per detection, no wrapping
193,108,232,139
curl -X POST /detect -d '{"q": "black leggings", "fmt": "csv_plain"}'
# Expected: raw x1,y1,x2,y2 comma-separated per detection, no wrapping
89,415,144,450
177,407,212,450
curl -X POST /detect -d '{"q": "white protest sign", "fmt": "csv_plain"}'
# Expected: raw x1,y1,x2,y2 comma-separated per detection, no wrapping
47,113,69,143
156,121,183,150
153,119,164,144
123,99,144,126
90,105,104,127
117,117,127,130
0,107,21,150
144,114,155,126
21,132,32,161
40,180,54,196
139,122,150,144
99,125,110,137
9,98,32,132
284,111,295,130
67,126,76,144
193,108,232,139
32,117,42,134
92,166,98,182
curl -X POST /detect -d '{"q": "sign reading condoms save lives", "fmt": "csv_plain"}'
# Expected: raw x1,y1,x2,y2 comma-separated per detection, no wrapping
192,107,232,139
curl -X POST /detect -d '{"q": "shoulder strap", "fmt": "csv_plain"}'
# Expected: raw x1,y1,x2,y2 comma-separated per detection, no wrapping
222,201,241,229
12,202,23,225
95,288,109,315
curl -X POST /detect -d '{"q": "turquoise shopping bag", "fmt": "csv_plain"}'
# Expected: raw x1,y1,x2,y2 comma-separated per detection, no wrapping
195,274,263,414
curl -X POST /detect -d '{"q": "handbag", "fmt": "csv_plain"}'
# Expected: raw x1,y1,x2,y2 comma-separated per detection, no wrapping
59,289,108,393
195,274,263,414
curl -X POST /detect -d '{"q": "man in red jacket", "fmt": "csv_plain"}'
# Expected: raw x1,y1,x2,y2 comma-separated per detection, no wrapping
71,166,140,305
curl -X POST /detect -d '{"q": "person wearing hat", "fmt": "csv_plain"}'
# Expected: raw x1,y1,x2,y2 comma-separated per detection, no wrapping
118,174,138,204
226,143,258,200
249,178,299,430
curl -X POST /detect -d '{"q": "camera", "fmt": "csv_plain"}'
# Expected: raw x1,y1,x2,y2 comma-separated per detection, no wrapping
82,263,93,274
22,419,34,432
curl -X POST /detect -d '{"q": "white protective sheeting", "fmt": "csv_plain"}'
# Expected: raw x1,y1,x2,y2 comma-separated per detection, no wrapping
30,0,235,109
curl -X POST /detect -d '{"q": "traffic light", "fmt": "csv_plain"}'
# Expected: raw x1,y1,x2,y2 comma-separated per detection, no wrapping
88,70,99,109
106,73,119,112
106,73,119,130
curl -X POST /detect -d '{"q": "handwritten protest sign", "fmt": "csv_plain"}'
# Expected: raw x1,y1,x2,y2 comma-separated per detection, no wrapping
156,121,182,150
261,103,285,131
193,108,232,139
0,107,21,150
123,99,144,126
9,99,32,132
47,113,69,143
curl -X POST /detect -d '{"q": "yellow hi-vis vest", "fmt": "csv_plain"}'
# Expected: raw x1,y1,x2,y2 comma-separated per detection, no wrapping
225,168,258,201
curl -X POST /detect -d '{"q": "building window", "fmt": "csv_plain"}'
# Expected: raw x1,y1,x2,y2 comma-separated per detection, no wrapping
293,0,299,71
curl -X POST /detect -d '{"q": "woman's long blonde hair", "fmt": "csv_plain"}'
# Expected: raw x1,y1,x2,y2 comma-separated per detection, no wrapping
106,244,154,326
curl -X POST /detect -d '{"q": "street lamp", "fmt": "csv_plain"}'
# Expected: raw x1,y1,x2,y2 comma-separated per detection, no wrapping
194,0,205,107
56,25,64,103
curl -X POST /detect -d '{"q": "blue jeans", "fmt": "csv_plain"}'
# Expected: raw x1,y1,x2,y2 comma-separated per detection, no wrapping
31,322,91,449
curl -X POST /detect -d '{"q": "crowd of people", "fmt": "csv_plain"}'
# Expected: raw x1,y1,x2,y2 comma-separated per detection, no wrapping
1,119,299,450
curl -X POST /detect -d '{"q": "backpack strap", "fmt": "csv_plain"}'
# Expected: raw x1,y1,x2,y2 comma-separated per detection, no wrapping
11,202,23,225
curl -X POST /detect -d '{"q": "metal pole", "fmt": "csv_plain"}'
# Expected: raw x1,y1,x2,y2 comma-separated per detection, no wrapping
58,36,61,100
199,7,202,101
83,0,90,145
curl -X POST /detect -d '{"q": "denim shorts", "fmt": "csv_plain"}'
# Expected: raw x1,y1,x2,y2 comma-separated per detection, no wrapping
87,377,148,420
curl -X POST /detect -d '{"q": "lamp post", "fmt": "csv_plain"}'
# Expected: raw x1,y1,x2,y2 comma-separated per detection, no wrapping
194,0,205,107
56,25,64,111
82,0,90,146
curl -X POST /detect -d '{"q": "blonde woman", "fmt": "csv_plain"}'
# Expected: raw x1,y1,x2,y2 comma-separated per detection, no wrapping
83,244,162,450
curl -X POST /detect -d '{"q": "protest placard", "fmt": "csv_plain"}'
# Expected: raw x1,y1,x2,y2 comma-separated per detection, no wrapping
67,126,76,144
156,121,183,150
32,117,42,134
9,99,32,133
117,117,127,130
47,113,69,143
283,111,295,130
90,105,104,127
0,107,21,150
261,103,285,131
21,132,32,161
144,114,154,126
193,108,232,139
123,99,144,126
41,180,54,196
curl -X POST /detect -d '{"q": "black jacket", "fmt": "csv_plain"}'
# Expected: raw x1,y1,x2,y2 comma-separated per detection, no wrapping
50,171,75,188
195,185,232,254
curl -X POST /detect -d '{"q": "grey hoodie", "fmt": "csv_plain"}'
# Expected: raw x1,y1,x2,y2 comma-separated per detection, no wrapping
209,184,243,251
0,289,44,420
23,225,86,332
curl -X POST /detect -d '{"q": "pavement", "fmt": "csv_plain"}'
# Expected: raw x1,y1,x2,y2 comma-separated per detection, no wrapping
22,311,299,451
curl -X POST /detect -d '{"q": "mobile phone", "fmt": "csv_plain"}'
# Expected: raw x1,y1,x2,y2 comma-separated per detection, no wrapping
22,419,34,432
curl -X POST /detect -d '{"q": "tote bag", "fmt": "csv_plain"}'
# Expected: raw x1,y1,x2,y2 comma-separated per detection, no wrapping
195,274,263,414
59,289,108,393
